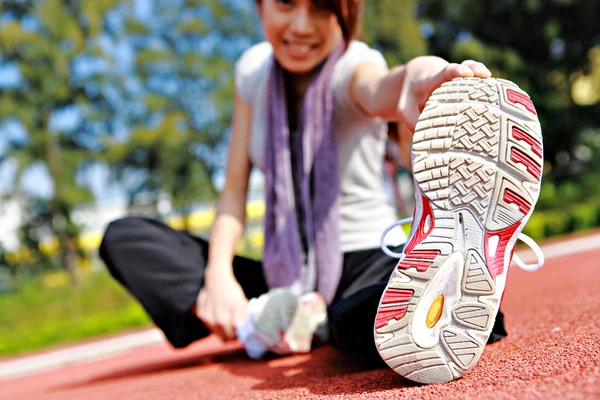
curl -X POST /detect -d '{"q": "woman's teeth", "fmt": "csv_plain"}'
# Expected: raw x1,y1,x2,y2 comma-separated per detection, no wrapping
289,44,310,52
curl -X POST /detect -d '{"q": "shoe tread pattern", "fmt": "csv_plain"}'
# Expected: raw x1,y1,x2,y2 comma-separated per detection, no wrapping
412,78,542,229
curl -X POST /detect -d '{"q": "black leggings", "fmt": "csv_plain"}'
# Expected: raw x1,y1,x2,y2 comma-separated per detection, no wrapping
99,216,506,368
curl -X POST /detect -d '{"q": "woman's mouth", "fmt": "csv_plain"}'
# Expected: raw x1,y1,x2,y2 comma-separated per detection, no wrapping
283,40,318,60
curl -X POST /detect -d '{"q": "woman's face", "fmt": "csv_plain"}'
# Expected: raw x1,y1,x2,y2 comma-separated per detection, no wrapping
258,0,343,75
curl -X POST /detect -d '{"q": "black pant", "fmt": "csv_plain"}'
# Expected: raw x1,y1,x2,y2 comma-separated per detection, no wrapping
99,216,506,368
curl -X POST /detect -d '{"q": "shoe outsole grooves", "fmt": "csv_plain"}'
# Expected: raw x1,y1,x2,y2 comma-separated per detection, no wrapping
374,78,543,384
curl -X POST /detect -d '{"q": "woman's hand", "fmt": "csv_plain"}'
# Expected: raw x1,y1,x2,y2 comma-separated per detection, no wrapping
397,56,492,132
196,267,249,341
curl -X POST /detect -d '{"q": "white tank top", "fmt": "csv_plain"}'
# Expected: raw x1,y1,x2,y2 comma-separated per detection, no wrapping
235,40,406,252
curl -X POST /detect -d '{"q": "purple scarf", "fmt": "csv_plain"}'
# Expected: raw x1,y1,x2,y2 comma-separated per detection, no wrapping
263,44,344,305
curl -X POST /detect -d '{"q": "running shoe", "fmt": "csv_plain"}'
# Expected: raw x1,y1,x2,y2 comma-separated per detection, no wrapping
374,77,544,384
237,288,328,358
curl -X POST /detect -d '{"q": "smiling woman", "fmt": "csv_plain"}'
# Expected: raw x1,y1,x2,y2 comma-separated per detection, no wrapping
255,0,361,74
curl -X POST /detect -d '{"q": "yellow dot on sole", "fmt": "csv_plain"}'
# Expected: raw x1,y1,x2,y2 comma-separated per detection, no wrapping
426,294,444,328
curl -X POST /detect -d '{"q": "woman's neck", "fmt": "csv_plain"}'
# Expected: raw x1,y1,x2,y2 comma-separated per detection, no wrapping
285,70,315,132
286,69,314,102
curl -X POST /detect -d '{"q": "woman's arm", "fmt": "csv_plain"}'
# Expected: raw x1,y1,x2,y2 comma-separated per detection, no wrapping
349,56,492,131
196,91,254,341
205,91,253,279
349,61,407,121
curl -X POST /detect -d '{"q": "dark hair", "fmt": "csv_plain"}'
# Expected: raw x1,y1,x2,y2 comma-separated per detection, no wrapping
329,0,363,45
255,0,364,46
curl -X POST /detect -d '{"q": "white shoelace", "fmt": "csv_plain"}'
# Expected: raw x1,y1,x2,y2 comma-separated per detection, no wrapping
380,217,545,272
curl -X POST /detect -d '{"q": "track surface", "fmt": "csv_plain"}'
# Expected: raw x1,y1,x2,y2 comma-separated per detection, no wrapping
3,244,600,400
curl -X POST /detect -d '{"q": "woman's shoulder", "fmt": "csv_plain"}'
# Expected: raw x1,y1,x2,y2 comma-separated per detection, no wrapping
332,41,387,110
346,40,377,53
235,41,273,103
236,41,273,73
338,40,387,69
235,42,272,103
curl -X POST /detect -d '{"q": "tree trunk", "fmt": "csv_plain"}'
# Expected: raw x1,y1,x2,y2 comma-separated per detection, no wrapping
8,263,18,285
183,205,193,234
59,234,79,285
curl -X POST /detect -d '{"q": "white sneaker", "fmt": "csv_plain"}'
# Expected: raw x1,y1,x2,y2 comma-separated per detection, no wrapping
374,78,544,384
237,288,328,358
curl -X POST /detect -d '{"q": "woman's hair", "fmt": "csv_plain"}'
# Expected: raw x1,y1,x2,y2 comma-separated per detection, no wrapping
329,0,363,45
255,0,364,45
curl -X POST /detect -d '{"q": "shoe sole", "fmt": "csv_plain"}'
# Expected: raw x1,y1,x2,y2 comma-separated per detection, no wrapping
374,78,543,384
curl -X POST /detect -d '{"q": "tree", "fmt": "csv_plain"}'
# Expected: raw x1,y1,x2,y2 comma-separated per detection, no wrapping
0,0,122,283
363,0,428,65
102,0,262,227
417,0,600,180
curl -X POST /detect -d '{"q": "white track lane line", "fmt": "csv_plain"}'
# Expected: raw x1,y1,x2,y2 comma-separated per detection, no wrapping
515,232,600,265
0,329,164,380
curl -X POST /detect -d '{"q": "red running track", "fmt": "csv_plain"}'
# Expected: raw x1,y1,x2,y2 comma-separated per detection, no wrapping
3,247,600,400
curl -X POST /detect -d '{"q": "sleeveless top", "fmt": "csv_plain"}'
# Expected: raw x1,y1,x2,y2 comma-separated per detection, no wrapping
235,40,406,253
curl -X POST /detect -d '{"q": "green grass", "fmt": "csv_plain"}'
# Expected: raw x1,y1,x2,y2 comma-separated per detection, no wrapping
0,270,152,357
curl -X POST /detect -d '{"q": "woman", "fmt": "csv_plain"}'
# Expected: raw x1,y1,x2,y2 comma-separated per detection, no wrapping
100,0,541,385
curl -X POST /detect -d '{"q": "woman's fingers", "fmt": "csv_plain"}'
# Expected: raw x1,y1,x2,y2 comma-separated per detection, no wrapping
220,314,237,341
196,290,234,341
438,60,492,82
195,289,207,320
442,63,474,80
212,324,230,341
461,59,492,78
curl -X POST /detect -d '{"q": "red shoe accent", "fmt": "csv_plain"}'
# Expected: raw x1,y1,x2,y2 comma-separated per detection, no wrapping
376,289,414,329
404,194,434,255
512,127,542,158
397,196,440,273
503,188,532,215
484,223,520,279
397,249,441,272
511,147,542,181
397,259,435,272
375,306,409,329
405,250,440,260
279,330,290,350
507,89,537,115
381,289,414,305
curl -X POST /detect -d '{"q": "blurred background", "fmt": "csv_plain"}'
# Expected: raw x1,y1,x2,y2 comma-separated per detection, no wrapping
0,0,598,358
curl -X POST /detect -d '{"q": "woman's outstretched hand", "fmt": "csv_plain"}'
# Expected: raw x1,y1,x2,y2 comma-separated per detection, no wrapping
196,268,249,341
397,56,492,132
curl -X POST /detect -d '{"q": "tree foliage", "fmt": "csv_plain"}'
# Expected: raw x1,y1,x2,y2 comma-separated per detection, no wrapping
0,0,261,280
363,0,428,65
416,0,600,180
102,0,260,223
0,0,122,282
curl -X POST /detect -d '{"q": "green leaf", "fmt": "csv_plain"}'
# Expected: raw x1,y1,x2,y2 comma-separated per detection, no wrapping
0,21,37,51
124,18,150,35
177,19,207,35
137,49,173,65
144,94,171,112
